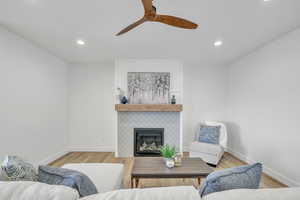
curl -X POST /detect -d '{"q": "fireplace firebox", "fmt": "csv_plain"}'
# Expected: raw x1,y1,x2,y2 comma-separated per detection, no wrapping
134,128,164,157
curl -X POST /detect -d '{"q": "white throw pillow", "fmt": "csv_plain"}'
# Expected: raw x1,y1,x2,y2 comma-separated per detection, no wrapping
0,181,79,200
80,186,201,200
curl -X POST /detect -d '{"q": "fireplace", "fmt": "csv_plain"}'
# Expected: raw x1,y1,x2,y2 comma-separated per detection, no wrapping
134,128,164,157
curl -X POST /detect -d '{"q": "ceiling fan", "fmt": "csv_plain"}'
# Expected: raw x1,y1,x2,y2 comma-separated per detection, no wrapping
116,0,198,36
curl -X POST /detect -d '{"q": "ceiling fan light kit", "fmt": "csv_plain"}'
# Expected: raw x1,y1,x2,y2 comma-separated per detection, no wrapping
116,0,198,36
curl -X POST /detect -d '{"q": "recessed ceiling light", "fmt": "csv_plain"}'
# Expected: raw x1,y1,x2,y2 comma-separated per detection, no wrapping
214,40,223,47
263,0,271,2
76,39,86,46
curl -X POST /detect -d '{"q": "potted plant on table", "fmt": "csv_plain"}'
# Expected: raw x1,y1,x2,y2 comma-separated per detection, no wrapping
160,144,176,168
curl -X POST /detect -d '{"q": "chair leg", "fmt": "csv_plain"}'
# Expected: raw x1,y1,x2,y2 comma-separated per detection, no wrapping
207,163,217,168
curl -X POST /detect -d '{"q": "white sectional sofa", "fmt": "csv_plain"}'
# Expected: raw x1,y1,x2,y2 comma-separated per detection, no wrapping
81,187,300,200
1,181,300,200
0,162,125,200
0,181,80,200
1,161,299,200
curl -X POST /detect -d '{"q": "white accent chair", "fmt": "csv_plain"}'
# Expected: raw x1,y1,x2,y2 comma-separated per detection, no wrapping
189,121,227,165
62,163,124,193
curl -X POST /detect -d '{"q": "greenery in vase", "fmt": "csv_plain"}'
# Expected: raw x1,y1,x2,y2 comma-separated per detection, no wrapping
160,144,176,158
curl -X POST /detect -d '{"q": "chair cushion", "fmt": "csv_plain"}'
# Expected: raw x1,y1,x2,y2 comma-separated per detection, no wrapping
62,163,124,193
1,155,38,181
190,142,223,156
198,125,221,145
199,163,262,197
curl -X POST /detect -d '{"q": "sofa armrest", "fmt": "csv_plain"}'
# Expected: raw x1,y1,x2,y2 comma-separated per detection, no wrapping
203,188,300,200
0,181,79,200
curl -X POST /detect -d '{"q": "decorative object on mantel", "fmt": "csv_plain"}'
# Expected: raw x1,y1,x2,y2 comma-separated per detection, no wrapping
116,88,125,104
128,72,170,104
115,104,183,112
121,96,128,104
160,144,176,168
171,95,176,104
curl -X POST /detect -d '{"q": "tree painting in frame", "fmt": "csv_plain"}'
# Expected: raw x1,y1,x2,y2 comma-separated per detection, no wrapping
128,72,170,104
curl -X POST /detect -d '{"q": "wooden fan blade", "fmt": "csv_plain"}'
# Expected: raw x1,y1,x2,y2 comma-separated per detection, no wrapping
116,18,147,36
141,0,153,13
154,15,198,29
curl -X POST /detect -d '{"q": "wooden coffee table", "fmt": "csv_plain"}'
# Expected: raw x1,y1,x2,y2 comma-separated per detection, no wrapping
131,157,213,188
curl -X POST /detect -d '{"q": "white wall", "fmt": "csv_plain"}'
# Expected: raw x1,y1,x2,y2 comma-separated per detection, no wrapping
68,61,228,152
0,26,68,165
227,28,300,186
68,63,115,151
183,65,228,149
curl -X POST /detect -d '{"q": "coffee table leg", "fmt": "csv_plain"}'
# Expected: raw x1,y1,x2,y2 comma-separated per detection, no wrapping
131,177,134,188
197,177,201,186
135,178,140,188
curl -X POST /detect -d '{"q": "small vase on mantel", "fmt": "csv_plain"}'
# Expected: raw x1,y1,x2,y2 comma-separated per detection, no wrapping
121,96,128,104
171,95,176,104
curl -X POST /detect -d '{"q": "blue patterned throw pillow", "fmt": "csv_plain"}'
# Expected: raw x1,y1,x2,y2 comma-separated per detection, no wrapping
1,156,38,181
199,163,263,197
38,165,98,197
198,125,221,145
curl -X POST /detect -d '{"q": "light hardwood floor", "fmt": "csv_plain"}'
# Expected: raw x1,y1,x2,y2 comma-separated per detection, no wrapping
50,152,286,189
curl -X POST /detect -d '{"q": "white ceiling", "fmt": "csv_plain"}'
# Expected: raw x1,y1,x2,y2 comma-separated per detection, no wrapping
1,0,300,65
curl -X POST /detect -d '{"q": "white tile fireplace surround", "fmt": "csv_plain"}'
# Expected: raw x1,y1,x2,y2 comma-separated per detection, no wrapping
116,111,182,157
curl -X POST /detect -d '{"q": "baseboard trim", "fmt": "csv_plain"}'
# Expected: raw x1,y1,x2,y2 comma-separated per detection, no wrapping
68,146,115,152
227,148,300,187
35,150,69,166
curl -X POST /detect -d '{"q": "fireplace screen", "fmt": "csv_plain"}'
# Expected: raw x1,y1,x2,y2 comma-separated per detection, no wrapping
134,128,164,157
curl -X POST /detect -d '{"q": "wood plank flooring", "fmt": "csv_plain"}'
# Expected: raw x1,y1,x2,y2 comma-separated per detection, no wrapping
50,152,286,189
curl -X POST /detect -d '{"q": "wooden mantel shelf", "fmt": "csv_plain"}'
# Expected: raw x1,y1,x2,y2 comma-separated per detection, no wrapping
115,104,183,112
